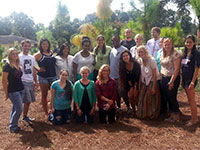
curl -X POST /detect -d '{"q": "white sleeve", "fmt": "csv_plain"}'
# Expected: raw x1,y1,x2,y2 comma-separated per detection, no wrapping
73,52,79,64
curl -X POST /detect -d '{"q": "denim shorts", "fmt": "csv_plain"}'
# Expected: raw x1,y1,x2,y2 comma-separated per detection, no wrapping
23,82,35,103
38,75,57,84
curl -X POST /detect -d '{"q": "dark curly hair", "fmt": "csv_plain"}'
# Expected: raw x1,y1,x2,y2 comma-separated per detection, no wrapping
119,50,134,89
57,42,70,56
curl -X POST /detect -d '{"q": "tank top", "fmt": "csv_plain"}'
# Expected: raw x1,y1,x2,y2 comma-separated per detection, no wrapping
37,53,56,78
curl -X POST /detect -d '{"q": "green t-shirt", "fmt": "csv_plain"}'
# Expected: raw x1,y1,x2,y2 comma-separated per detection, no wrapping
93,45,111,70
51,80,73,110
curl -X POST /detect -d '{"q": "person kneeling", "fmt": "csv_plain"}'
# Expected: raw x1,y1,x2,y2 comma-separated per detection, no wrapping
49,70,73,125
74,66,96,124
96,64,117,124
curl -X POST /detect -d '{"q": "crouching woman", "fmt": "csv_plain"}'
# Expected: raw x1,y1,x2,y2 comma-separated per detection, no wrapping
96,64,117,124
49,70,73,125
74,66,96,124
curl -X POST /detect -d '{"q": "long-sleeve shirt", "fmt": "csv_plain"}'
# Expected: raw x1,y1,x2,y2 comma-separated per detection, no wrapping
95,78,117,110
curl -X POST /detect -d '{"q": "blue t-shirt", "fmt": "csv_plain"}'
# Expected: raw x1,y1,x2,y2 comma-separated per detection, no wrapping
156,49,162,72
51,80,73,110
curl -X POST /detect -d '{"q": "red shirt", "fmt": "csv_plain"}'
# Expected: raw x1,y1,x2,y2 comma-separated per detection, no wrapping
95,78,117,110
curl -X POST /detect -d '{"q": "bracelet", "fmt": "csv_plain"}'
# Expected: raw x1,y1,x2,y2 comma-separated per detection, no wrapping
190,82,194,85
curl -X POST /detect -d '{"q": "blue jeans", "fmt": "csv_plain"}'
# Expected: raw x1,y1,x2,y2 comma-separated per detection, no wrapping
51,108,71,125
8,90,25,131
76,109,94,124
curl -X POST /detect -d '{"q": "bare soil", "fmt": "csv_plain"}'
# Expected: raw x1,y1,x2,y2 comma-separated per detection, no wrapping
0,85,200,150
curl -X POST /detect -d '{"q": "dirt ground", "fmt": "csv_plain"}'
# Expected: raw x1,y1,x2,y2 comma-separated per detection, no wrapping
0,85,200,150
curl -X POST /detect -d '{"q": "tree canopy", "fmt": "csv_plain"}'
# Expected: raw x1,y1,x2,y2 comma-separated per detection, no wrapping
0,0,199,49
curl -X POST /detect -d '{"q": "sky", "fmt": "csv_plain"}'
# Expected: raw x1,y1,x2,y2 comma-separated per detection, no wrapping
0,0,135,26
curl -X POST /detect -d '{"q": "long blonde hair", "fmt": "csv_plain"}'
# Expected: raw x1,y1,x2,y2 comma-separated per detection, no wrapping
97,64,110,85
162,38,174,58
137,45,152,60
7,47,20,68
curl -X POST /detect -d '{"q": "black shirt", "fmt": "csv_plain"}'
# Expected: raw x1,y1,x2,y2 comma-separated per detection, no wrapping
182,49,200,82
3,63,24,93
37,53,56,78
120,39,136,50
80,82,92,111
126,60,141,90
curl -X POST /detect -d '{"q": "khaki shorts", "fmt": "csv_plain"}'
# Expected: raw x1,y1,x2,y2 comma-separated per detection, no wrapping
23,82,35,103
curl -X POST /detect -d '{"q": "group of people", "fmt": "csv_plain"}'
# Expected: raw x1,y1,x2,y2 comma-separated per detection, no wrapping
2,26,200,133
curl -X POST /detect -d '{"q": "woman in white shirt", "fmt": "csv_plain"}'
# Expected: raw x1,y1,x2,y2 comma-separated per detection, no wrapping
136,45,160,119
130,34,144,58
73,37,95,82
55,43,73,81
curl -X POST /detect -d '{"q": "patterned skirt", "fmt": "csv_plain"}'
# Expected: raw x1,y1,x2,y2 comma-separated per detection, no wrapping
137,81,160,119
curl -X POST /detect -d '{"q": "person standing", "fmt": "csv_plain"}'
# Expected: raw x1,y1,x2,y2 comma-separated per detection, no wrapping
110,35,130,112
136,46,160,119
155,37,167,117
73,37,95,82
130,34,144,58
2,48,24,133
181,35,200,126
160,38,181,122
55,43,74,81
120,28,136,50
146,27,161,58
19,40,38,124
34,38,57,115
93,35,112,81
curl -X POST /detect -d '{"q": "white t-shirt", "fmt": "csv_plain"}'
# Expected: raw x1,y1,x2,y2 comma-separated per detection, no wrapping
19,53,37,83
130,46,137,58
109,46,128,79
73,51,94,73
55,55,73,81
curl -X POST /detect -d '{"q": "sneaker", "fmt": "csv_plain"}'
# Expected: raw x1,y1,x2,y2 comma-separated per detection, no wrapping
22,116,34,124
48,114,54,123
10,127,21,133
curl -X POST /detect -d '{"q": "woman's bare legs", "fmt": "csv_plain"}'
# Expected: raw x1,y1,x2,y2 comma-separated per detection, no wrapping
39,83,50,115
